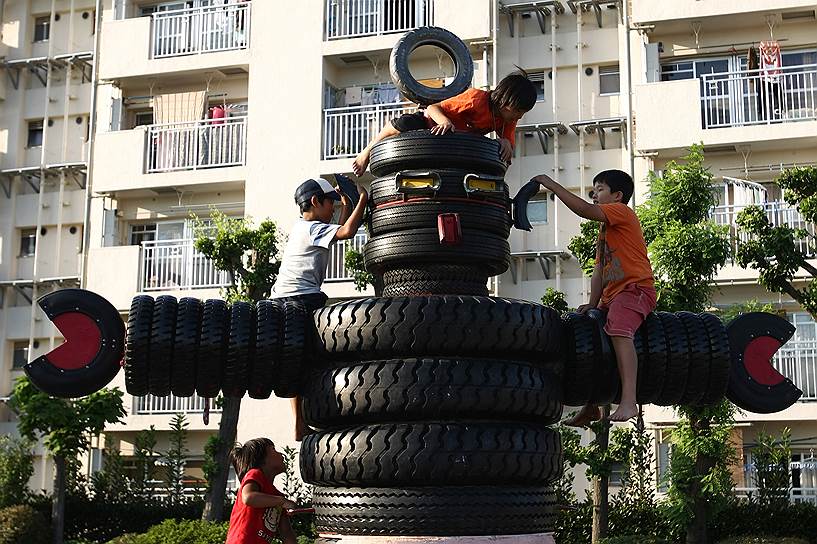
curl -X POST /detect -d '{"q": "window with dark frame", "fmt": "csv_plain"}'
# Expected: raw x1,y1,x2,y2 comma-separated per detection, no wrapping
13,342,30,369
130,224,158,246
20,228,37,257
599,65,620,95
27,120,44,147
527,70,546,102
34,16,50,42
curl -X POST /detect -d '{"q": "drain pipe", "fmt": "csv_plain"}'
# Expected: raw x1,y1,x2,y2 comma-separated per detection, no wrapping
623,0,636,205
551,9,562,292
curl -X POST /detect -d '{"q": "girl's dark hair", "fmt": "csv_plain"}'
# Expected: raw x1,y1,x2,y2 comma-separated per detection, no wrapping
594,169,634,205
299,193,327,213
490,67,538,113
230,437,274,481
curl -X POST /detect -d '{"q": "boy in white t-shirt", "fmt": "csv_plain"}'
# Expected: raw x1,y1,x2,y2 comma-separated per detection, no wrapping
271,176,368,441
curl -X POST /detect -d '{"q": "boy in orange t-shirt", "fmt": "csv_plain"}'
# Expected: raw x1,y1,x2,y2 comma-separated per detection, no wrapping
533,170,656,425
352,70,538,176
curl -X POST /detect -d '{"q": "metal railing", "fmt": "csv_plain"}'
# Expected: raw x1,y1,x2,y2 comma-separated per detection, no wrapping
133,393,222,415
146,116,247,173
325,0,434,40
734,487,817,504
152,2,251,58
139,239,231,292
710,201,816,257
323,102,415,159
773,340,817,401
326,231,368,281
701,64,817,128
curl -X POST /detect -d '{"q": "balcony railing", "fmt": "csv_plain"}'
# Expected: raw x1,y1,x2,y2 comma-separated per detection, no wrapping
326,231,368,281
325,0,434,40
133,393,222,415
323,102,415,159
152,2,251,58
773,340,817,401
701,64,817,128
735,487,817,504
146,116,247,173
710,201,816,257
139,239,231,292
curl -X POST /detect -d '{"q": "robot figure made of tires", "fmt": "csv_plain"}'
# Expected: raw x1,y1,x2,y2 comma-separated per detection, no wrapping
24,27,802,540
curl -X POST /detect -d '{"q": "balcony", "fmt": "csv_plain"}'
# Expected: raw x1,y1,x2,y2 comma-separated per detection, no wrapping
701,65,817,129
325,231,368,281
324,0,434,40
152,3,251,58
773,340,817,401
734,487,817,505
323,102,415,159
139,239,231,292
710,201,816,258
133,394,222,415
146,116,248,173
633,0,817,24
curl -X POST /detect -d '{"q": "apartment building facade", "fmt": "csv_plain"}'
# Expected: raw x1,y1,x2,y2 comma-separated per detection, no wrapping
1,0,816,498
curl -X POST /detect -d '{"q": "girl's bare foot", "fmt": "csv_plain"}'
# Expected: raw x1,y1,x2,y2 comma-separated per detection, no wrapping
563,405,602,428
609,402,639,422
352,148,370,176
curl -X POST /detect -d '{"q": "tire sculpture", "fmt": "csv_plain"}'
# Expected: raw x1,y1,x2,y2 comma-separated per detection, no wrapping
24,26,803,540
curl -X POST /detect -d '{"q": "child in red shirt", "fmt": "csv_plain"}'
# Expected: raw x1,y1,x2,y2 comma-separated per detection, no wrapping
352,70,538,176
226,438,297,544
533,170,656,426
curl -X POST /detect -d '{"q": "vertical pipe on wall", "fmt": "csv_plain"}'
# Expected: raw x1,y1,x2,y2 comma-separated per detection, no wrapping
624,0,636,205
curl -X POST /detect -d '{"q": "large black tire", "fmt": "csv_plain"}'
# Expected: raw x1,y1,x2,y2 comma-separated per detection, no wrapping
370,168,509,206
586,309,620,405
274,299,307,398
300,422,562,487
382,264,489,296
363,228,510,276
313,296,562,364
125,295,153,397
654,312,690,406
224,301,254,398
561,312,596,406
369,132,506,178
636,312,667,405
171,297,201,397
196,299,229,398
389,26,474,106
382,278,489,297
148,295,176,396
250,300,283,400
303,358,563,429
312,486,557,536
699,312,731,404
371,200,511,237
678,311,710,405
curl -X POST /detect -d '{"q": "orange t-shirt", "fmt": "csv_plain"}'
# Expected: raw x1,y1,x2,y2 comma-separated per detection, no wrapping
431,88,517,146
597,203,655,305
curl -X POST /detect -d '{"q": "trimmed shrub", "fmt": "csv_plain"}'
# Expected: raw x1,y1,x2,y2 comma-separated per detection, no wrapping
0,504,50,544
599,537,673,544
105,536,140,544
717,538,810,544
711,500,817,543
131,519,227,544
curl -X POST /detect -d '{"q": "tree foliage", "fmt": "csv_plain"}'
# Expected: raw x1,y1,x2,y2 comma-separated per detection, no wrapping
0,436,34,508
89,435,131,503
163,414,190,506
344,247,375,292
750,427,792,507
568,221,601,276
541,287,571,313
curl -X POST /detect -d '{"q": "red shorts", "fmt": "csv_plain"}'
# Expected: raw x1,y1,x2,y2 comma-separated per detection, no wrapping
598,284,657,338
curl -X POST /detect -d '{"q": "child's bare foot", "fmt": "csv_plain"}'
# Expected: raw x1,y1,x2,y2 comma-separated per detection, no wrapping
563,405,602,428
608,402,639,422
352,148,370,176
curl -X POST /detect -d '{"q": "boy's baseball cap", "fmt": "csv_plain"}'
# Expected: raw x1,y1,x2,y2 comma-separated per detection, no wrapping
294,178,341,205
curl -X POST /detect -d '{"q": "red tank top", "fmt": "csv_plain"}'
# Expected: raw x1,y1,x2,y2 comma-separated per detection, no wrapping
225,468,284,544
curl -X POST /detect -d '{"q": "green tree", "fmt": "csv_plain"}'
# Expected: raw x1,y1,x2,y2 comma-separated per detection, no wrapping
9,376,125,544
89,434,130,503
0,436,34,508
132,426,158,499
568,221,601,276
750,427,792,507
541,287,571,313
716,299,776,324
734,166,817,319
163,414,190,505
192,209,281,522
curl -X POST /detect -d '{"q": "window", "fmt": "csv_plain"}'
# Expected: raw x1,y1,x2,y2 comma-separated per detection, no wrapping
599,65,620,95
528,70,546,102
527,199,548,225
27,120,44,147
34,16,50,42
20,229,37,257
140,2,188,16
130,224,158,246
13,342,30,369
133,111,154,128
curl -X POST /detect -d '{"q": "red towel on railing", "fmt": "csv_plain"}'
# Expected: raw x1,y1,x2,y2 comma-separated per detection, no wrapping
759,40,782,83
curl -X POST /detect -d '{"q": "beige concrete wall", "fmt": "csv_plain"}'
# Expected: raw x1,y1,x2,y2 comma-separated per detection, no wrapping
14,187,86,227
633,0,817,23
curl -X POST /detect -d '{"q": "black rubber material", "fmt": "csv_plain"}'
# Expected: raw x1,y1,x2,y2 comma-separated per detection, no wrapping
699,312,731,404
636,312,667,405
677,312,710,406
224,301,254,398
250,299,283,400
586,309,619,405
148,295,176,396
369,132,506,178
390,26,474,106
125,296,153,397
300,422,563,487
371,200,511,237
363,228,510,276
561,312,596,406
25,289,127,399
303,358,563,429
275,299,308,398
382,279,489,297
654,312,689,406
370,169,509,206
382,264,487,285
196,299,229,398
312,486,557,536
313,296,562,364
171,297,201,397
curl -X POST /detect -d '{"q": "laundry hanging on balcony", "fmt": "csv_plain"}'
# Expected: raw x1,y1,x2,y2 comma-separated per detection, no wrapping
759,40,783,83
151,91,208,171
